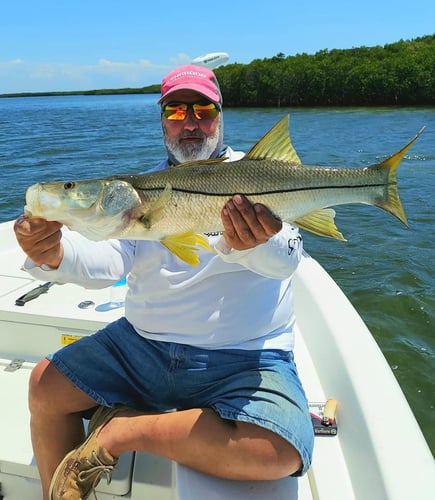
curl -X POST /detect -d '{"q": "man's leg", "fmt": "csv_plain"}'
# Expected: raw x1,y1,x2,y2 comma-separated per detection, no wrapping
30,359,301,499
29,359,98,499
97,407,302,480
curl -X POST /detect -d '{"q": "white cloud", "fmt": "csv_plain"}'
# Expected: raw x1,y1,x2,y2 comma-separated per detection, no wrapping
0,57,188,94
169,53,192,66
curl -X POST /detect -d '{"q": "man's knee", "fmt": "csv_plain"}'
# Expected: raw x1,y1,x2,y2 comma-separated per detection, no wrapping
29,359,76,413
235,421,302,479
29,359,98,417
261,433,302,479
28,359,53,410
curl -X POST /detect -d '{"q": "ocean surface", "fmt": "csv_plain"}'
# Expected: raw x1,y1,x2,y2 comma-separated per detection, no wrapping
0,95,434,454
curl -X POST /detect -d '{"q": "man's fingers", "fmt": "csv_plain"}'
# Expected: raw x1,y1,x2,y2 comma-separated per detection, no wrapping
221,195,282,250
227,197,258,243
253,204,283,236
14,216,64,268
14,216,62,236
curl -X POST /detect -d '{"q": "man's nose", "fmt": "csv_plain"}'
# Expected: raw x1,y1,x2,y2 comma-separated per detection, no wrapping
183,109,199,130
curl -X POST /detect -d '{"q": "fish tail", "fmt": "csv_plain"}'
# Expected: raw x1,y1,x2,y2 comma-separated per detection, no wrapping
373,127,425,226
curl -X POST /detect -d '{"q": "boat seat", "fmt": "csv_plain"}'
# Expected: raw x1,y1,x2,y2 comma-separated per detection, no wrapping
176,465,301,499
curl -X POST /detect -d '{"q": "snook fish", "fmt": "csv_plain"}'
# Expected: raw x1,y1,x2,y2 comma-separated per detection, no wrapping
24,116,423,265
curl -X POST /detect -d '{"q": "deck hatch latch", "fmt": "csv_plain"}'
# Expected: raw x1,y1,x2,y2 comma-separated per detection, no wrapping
4,358,25,372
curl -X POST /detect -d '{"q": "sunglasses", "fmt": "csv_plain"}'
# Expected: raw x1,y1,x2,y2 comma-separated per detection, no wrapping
162,101,220,121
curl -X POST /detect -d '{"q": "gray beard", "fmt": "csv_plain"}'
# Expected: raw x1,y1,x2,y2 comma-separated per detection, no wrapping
164,120,222,164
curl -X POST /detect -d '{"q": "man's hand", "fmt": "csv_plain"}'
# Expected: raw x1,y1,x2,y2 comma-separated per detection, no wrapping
221,194,282,251
14,215,64,269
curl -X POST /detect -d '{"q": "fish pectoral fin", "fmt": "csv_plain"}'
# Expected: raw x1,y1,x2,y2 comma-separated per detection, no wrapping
294,209,346,241
244,115,302,164
140,183,172,228
160,232,214,266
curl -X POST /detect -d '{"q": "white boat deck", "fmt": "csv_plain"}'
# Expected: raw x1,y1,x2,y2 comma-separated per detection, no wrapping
0,220,433,499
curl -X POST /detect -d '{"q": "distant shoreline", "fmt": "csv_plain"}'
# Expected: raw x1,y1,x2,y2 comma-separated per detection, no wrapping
0,85,160,99
3,34,434,105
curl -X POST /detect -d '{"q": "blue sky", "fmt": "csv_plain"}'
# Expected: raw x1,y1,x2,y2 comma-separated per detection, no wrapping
1,0,433,94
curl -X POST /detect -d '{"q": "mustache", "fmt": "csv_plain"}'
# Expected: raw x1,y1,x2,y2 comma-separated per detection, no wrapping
179,131,205,139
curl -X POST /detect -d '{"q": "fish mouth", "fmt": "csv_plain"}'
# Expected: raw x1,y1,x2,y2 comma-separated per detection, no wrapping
25,183,63,218
24,183,42,217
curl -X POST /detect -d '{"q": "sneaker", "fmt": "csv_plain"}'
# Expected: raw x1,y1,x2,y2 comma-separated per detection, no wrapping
49,406,125,500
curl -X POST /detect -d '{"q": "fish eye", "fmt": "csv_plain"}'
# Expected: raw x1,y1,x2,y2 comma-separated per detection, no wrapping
64,181,75,190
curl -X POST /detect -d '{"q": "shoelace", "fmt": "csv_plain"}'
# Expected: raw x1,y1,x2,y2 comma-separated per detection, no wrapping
77,451,115,500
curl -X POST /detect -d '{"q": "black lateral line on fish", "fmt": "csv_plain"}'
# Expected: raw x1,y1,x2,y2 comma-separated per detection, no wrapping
139,182,394,197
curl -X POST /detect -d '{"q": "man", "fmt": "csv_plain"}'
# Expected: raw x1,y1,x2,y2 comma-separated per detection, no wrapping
14,65,314,500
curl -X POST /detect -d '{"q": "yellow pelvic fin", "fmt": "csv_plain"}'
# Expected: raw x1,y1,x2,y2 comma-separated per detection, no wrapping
373,126,425,226
160,232,214,266
140,183,172,228
244,115,302,164
294,208,346,241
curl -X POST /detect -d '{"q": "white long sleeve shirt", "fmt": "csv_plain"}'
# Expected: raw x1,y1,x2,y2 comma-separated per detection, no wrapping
24,147,303,351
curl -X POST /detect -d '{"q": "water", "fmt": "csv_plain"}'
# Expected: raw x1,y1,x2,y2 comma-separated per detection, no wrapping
1,95,434,453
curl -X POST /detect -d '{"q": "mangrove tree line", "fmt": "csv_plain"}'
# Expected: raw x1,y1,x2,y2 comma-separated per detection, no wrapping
214,34,435,107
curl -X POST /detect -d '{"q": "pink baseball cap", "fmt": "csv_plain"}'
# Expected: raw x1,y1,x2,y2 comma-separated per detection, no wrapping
158,64,222,104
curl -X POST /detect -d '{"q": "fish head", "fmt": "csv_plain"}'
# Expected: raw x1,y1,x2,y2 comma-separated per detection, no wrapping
25,180,104,217
25,178,142,240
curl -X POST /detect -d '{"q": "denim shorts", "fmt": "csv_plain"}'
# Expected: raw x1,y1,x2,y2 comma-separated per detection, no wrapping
49,317,314,475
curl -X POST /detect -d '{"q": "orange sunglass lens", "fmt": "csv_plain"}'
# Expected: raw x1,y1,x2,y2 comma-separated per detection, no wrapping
193,104,218,120
164,103,219,121
164,104,187,120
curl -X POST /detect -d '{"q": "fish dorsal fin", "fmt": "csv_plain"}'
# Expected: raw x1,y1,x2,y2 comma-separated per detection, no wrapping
161,232,213,266
170,157,227,169
245,115,302,164
294,209,346,241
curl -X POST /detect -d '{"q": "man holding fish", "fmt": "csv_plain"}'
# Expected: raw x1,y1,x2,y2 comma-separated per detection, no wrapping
14,65,314,499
